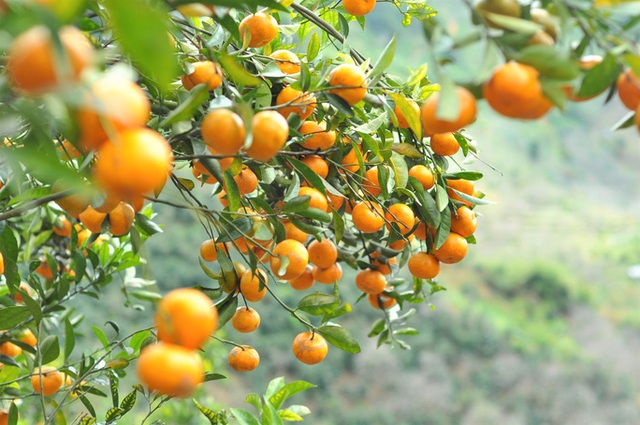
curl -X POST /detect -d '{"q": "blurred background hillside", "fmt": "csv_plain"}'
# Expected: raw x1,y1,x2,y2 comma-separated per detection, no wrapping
77,1,640,423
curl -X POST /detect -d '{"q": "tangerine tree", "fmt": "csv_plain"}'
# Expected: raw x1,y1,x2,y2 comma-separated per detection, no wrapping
0,0,638,423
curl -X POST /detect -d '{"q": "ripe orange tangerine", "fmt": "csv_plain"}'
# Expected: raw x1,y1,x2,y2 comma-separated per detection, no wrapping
450,206,477,237
368,292,396,310
298,186,328,211
7,25,94,94
231,307,261,333
385,203,415,235
421,86,477,134
239,12,279,48
298,121,336,150
182,61,223,91
239,268,269,302
408,164,435,190
355,268,386,294
343,0,376,16
292,331,328,365
311,263,343,284
108,202,135,236
433,232,468,264
269,50,301,74
407,252,441,279
94,128,174,197
289,265,315,290
155,287,218,350
270,239,309,280
483,62,553,119
276,86,316,120
430,133,460,156
617,68,640,111
136,342,203,398
228,345,260,372
307,238,338,269
301,155,329,179
77,77,150,151
352,201,384,234
201,109,246,156
244,111,289,162
328,64,367,105
446,178,476,207
31,366,63,396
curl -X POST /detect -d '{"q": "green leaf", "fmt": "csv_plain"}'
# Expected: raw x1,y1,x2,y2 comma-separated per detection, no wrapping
282,196,311,213
105,358,129,369
479,11,542,34
389,92,422,136
92,326,109,349
230,408,260,425
369,35,396,79
0,226,20,290
39,335,60,364
204,372,227,382
515,46,580,80
287,157,327,197
223,171,241,212
64,318,75,361
110,376,119,407
8,402,18,425
245,393,262,412
194,399,219,424
368,318,386,337
261,400,284,425
325,93,354,116
0,307,31,331
295,207,332,223
265,377,286,399
7,186,51,207
297,293,340,316
318,325,361,354
217,217,253,243
269,381,316,410
81,416,96,425
576,54,618,98
353,113,388,134
102,0,178,91
134,213,163,237
120,390,137,414
160,84,210,127
448,171,483,181
307,33,320,62
389,152,409,189
435,185,449,212
277,410,304,421
129,290,163,302
332,209,344,244
79,395,97,418
449,189,494,206
218,52,262,87
105,407,124,423
215,295,238,328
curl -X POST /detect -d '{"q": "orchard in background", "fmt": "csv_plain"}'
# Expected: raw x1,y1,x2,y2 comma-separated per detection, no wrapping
0,0,638,423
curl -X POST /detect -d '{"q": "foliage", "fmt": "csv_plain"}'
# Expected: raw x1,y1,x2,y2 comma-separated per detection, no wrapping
0,0,638,423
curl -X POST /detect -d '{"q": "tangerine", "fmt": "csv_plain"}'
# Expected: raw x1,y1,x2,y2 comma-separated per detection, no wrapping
136,342,203,398
421,86,477,133
201,109,246,155
328,64,367,105
228,345,260,372
483,62,553,119
292,331,328,365
155,287,218,350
